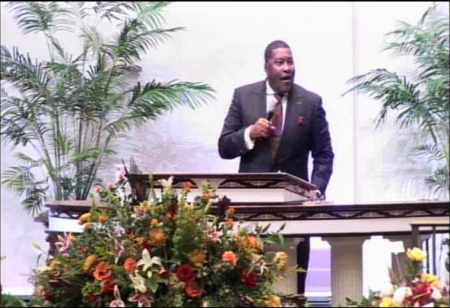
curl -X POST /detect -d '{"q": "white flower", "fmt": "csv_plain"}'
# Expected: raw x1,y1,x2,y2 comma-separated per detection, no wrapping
137,249,162,273
393,287,412,306
431,286,442,301
129,272,147,293
159,176,174,190
380,283,395,297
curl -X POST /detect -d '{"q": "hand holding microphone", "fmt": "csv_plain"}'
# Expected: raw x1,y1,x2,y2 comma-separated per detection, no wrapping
249,118,273,140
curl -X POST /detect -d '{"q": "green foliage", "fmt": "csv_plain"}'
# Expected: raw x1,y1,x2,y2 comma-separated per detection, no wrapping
1,2,215,215
31,178,291,307
344,3,449,196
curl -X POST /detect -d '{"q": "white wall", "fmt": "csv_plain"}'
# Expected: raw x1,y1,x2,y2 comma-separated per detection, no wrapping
1,1,448,296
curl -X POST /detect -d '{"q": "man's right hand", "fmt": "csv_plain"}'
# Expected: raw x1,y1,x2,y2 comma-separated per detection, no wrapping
250,118,272,140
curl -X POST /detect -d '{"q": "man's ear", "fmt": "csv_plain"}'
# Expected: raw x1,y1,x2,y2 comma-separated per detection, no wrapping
264,63,268,74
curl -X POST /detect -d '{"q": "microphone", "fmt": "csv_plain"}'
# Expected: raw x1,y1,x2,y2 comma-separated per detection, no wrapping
266,99,277,121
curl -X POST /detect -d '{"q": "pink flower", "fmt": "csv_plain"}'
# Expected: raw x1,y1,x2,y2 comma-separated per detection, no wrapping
129,292,153,307
207,226,220,242
55,233,75,255
109,286,125,307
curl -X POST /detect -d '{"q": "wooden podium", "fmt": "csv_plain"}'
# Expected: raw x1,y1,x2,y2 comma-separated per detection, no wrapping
42,173,450,306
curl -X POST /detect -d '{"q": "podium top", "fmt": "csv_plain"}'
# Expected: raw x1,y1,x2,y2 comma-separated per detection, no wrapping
127,172,318,191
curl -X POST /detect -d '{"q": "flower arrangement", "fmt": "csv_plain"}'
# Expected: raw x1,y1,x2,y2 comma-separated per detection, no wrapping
346,247,449,307
31,177,294,307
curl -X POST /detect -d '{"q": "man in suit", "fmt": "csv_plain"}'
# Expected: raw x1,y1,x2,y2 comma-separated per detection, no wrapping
218,40,334,295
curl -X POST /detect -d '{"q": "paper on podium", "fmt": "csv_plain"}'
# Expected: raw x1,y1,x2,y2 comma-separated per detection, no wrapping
302,200,334,206
391,241,406,254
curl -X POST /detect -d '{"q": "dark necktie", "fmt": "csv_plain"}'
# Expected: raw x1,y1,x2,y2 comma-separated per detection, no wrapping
270,93,283,159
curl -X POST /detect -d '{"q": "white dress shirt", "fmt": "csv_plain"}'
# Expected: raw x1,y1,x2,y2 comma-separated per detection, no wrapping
244,81,288,150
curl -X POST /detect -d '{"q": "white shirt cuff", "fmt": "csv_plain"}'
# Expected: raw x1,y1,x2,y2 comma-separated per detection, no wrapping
244,125,255,150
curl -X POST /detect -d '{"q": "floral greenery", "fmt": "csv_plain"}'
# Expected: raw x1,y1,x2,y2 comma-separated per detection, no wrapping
30,177,295,307
346,247,449,307
0,2,215,216
344,3,449,197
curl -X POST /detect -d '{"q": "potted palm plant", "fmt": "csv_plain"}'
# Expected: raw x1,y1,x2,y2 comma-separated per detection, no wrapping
1,2,215,216
344,3,449,197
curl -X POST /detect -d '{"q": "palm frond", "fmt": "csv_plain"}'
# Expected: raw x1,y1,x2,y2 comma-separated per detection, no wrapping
134,2,171,30
1,46,52,104
103,19,183,64
22,186,48,216
14,152,45,168
6,2,75,35
413,144,445,162
92,2,147,22
0,96,46,146
425,166,449,194
103,80,214,137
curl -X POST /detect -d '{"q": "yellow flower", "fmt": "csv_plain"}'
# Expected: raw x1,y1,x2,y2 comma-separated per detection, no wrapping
379,297,394,307
135,237,146,246
78,213,91,225
274,252,288,270
49,260,61,268
37,266,53,273
149,229,167,246
265,295,281,307
421,273,441,288
83,255,98,272
188,249,207,267
37,286,46,296
406,247,426,261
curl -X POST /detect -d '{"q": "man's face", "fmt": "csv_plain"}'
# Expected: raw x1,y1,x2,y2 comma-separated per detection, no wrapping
265,47,295,94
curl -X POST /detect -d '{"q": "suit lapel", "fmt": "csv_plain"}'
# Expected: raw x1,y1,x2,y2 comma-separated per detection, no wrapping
275,86,307,161
252,80,268,119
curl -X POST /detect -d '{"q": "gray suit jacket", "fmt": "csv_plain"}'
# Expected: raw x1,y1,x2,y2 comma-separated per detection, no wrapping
218,80,334,194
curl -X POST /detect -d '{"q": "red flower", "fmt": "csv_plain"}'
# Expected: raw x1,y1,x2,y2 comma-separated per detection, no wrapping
176,264,196,282
123,258,137,273
94,262,113,281
183,182,193,192
101,276,116,293
297,116,306,126
410,282,433,306
240,270,258,287
185,279,204,298
84,292,102,306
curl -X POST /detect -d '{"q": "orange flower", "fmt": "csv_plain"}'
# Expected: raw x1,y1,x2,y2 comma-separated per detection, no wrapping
222,251,238,266
98,216,107,223
150,219,159,226
226,219,235,227
93,262,113,281
188,249,207,267
183,182,193,192
185,279,204,298
123,258,137,273
265,295,281,307
165,213,173,220
107,183,116,190
246,235,262,252
149,229,167,246
202,193,211,200
95,187,102,194
227,207,235,214
78,213,91,225
84,223,94,230
83,255,98,272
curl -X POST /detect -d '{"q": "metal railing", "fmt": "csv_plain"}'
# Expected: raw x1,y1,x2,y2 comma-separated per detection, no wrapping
410,221,450,275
